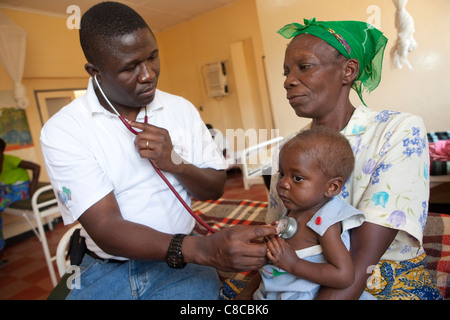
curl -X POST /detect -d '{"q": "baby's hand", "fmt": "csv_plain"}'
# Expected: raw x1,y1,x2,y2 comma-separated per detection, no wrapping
266,236,282,263
266,236,297,271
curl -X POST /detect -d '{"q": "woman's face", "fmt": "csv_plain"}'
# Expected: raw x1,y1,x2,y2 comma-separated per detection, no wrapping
283,34,347,119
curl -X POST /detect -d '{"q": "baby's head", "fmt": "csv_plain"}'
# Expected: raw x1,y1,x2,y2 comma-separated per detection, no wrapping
277,126,354,210
285,126,354,182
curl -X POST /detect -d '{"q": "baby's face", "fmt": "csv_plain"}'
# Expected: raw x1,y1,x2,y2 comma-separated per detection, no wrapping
276,147,329,212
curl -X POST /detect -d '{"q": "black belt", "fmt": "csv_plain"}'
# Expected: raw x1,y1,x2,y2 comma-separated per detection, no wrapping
86,250,126,263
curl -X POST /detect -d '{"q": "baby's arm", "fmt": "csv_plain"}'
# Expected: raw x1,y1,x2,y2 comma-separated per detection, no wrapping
267,222,354,289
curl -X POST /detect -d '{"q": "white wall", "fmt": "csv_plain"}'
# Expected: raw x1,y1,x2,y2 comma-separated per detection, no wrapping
256,0,450,137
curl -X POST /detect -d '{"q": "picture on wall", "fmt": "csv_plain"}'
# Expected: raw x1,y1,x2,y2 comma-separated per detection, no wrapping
0,107,33,151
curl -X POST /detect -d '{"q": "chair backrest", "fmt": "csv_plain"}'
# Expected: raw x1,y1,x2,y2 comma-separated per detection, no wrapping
30,184,61,286
31,184,59,220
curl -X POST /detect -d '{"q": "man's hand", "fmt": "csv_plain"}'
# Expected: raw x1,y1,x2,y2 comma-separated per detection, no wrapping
131,121,180,173
130,120,226,200
184,224,277,272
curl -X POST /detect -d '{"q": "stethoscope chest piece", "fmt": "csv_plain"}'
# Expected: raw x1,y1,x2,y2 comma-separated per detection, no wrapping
278,216,298,240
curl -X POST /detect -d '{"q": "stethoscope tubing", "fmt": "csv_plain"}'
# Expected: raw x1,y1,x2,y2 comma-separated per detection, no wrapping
93,75,216,233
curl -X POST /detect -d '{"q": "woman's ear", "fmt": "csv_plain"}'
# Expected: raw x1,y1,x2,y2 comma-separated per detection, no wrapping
324,177,344,198
342,58,359,86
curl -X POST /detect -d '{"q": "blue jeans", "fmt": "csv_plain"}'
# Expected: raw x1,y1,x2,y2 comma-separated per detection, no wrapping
66,254,220,300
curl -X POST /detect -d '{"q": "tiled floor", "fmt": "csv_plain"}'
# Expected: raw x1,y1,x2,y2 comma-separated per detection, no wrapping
0,171,268,300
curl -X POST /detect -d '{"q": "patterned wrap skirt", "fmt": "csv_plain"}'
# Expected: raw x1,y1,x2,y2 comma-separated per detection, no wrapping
0,181,30,250
366,253,444,300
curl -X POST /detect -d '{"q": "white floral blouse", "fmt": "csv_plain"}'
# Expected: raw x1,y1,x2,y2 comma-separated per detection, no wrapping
267,106,430,261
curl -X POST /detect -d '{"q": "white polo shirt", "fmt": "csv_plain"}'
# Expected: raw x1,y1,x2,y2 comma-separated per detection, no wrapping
41,79,227,259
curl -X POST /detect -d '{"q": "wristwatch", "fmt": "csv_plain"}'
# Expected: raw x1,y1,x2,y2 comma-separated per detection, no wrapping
166,234,187,269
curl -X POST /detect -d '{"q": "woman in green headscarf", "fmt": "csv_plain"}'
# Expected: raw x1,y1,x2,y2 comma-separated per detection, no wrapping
239,18,443,300
278,18,387,107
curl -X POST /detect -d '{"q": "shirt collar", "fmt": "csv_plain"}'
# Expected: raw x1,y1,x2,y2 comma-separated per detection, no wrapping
85,78,164,121
341,105,374,136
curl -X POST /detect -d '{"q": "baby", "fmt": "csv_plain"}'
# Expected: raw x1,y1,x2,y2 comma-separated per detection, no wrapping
254,126,374,300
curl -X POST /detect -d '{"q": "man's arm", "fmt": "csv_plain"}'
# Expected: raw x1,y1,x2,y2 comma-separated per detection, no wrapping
79,191,278,270
78,191,173,260
315,221,398,299
171,165,226,201
131,121,226,200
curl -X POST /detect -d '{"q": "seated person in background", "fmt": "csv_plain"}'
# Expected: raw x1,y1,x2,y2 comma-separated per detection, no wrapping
253,127,373,300
0,138,41,263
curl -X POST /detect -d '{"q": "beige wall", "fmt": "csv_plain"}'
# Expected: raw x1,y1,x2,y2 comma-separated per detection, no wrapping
157,0,273,139
256,0,450,137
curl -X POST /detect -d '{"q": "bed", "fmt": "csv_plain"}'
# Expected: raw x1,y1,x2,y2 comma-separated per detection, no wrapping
428,131,450,187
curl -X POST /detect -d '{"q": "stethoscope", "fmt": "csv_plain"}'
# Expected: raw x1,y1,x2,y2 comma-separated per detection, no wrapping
277,214,298,240
93,74,216,233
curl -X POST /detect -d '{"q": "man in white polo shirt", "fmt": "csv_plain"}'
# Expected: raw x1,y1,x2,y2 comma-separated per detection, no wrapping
40,2,276,300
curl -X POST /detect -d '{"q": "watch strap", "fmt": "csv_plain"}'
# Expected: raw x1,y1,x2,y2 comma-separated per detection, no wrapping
166,233,187,269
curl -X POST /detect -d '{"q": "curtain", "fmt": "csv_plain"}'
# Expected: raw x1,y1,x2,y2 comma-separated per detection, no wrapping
0,10,29,109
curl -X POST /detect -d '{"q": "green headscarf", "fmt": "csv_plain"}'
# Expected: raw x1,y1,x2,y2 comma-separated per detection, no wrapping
278,18,388,106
